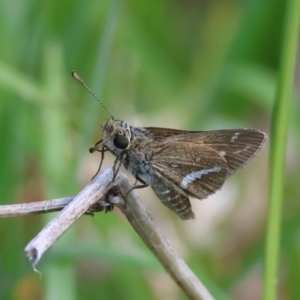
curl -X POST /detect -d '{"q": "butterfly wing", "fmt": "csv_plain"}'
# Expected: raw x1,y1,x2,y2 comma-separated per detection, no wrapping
150,178,195,220
149,143,228,219
143,127,196,137
182,129,267,175
147,128,267,175
144,128,267,219
151,143,228,197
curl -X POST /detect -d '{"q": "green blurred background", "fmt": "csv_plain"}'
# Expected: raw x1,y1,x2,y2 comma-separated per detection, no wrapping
0,0,299,299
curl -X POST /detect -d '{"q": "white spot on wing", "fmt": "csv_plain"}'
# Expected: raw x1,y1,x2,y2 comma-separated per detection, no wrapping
175,205,188,212
171,163,178,168
218,151,226,158
180,167,221,189
233,145,251,155
233,150,242,154
160,189,170,195
173,199,183,206
195,158,201,162
230,132,240,142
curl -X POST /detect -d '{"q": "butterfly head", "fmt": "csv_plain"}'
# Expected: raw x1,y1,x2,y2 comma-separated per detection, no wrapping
102,118,132,155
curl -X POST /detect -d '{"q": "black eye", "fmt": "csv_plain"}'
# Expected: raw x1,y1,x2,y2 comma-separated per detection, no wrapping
113,134,129,149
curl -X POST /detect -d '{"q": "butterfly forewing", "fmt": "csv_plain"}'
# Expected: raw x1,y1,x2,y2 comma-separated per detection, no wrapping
183,129,267,175
146,128,267,174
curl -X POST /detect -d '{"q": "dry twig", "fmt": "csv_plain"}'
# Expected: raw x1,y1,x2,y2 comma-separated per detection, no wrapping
0,168,214,300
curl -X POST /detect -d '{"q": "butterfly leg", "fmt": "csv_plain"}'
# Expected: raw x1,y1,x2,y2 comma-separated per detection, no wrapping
123,176,148,209
112,151,127,181
90,140,108,180
89,139,103,154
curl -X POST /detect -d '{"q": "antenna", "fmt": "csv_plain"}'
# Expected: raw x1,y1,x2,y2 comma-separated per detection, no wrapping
71,71,114,119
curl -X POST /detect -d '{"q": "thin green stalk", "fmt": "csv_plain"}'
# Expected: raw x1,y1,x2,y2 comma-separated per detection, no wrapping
263,0,300,299
41,43,76,300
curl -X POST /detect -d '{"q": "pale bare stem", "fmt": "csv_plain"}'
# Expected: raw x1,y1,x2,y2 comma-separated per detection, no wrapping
24,168,115,269
1,168,213,299
0,195,111,218
0,197,75,218
113,172,214,300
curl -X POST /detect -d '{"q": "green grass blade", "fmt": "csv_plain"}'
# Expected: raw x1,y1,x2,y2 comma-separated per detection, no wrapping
263,0,300,299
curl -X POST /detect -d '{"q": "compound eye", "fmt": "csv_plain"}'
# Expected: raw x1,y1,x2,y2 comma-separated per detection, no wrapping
113,134,129,149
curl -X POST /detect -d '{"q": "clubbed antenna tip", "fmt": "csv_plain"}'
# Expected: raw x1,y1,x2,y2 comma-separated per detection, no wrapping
71,71,84,84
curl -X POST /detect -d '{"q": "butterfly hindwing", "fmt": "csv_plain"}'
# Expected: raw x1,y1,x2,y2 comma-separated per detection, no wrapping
150,173,195,219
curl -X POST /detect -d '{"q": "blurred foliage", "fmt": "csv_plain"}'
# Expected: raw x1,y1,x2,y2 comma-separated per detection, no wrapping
0,0,299,299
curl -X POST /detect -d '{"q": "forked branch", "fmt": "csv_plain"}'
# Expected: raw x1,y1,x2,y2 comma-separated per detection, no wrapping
0,169,213,300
